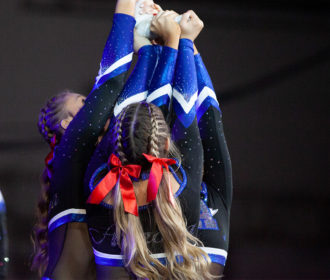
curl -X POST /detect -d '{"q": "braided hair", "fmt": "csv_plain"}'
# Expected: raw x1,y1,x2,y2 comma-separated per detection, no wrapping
31,90,76,276
37,91,73,144
98,102,212,280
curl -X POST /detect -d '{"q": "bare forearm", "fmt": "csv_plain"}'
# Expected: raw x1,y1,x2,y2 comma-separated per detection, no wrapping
165,33,180,50
115,0,136,16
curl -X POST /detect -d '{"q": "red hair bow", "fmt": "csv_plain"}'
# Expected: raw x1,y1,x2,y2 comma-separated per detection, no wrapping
143,153,176,203
87,154,142,216
45,135,57,167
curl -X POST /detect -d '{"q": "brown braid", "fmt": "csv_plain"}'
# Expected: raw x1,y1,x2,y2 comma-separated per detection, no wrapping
96,102,212,279
114,106,129,165
32,90,79,276
37,91,72,144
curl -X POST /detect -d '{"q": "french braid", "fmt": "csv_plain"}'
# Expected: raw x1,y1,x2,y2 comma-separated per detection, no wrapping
32,90,77,276
148,103,171,158
98,102,212,279
37,91,72,144
114,106,129,165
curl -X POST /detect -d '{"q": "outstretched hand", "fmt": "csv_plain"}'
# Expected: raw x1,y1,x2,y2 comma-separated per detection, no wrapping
179,10,204,42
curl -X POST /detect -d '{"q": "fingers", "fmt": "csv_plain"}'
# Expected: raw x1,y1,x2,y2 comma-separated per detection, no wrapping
137,0,160,16
181,10,193,23
154,10,164,20
154,4,163,13
152,10,178,24
181,10,201,23
179,10,204,41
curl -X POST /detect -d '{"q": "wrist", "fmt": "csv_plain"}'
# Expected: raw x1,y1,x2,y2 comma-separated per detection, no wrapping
165,33,180,50
180,34,195,41
115,0,136,16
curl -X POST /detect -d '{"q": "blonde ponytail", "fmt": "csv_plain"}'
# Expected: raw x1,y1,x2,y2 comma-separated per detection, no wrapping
106,102,213,279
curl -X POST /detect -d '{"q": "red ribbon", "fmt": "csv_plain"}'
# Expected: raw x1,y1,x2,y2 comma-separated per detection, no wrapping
44,135,56,166
142,153,176,203
87,154,142,216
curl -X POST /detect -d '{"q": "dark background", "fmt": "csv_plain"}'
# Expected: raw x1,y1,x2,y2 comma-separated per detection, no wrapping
0,0,329,279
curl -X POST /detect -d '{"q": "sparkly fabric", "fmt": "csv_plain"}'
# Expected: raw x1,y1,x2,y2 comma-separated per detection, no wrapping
114,45,157,116
83,36,231,278
198,200,219,230
172,39,198,128
195,54,221,123
200,181,208,203
84,38,203,269
147,46,177,116
50,13,135,229
195,53,233,265
45,13,135,279
114,45,178,117
94,13,135,89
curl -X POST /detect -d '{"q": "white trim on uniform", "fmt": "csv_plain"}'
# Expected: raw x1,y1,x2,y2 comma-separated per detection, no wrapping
114,91,148,116
95,52,134,85
147,84,172,103
196,86,219,109
172,89,198,114
48,208,86,229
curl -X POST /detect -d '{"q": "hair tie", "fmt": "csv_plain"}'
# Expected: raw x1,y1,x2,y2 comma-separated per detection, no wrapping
44,135,57,178
87,154,142,216
142,153,176,205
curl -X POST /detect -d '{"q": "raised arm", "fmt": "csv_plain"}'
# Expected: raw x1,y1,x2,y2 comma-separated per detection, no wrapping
169,11,204,231
113,45,157,117
147,11,180,118
94,0,137,90
114,10,180,118
194,45,233,274
194,47,233,209
44,1,138,278
55,2,137,162
84,11,180,194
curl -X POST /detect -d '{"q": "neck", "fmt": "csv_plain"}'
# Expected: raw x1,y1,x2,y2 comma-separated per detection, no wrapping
133,180,149,206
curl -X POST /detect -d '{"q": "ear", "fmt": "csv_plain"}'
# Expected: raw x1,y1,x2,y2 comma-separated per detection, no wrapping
60,117,72,130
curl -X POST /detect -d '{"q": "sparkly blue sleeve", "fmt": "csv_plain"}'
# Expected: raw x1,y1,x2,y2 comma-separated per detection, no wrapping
114,45,157,117
50,14,136,231
195,56,231,266
195,53,233,209
172,39,198,128
93,13,136,90
147,46,178,117
195,54,221,123
44,12,135,280
170,39,203,231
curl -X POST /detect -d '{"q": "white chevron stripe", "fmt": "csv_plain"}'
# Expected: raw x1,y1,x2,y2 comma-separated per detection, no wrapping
48,208,86,229
172,89,198,114
209,208,219,216
93,248,167,260
114,91,148,117
201,247,228,258
196,86,219,109
93,246,227,260
95,52,134,85
147,84,172,103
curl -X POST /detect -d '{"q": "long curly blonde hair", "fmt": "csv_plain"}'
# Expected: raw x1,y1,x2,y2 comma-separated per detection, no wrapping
104,102,213,279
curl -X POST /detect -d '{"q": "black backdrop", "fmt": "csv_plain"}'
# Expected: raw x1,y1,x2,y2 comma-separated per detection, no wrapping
0,0,329,278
